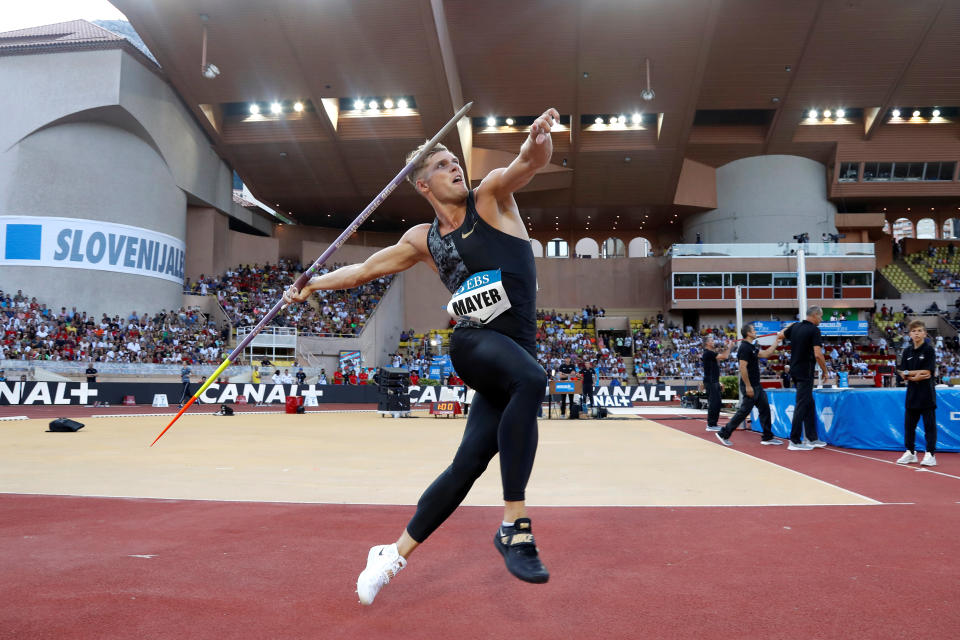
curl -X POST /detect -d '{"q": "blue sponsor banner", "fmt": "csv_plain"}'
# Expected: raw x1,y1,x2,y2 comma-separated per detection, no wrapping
554,381,576,393
0,216,185,284
427,354,453,380
751,321,782,336
818,321,869,336
757,388,960,451
751,320,867,337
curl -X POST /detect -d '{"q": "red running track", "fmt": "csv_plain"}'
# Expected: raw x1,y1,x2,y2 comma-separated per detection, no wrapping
2,495,959,639
2,410,959,638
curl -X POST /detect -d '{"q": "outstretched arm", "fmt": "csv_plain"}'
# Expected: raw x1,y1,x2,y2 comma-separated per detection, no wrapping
480,108,560,198
758,336,781,359
283,225,431,303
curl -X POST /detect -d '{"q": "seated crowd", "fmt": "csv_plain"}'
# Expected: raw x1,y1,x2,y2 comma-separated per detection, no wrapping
185,260,393,337
1,288,226,364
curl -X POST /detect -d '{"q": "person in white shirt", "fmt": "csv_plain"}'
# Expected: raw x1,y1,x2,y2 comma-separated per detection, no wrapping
272,370,282,384
280,369,294,384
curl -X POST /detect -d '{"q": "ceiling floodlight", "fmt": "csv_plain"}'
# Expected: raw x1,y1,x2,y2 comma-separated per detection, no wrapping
823,109,832,118
383,98,394,109
617,114,626,124
608,116,617,125
270,102,283,114
891,109,901,117
293,101,304,112
368,100,379,110
397,98,408,109
486,116,497,127
932,108,941,117
912,110,921,117
836,108,845,118
505,118,515,126
631,112,642,124
354,99,365,110
595,117,604,125
808,109,818,119
249,103,260,115
202,63,219,79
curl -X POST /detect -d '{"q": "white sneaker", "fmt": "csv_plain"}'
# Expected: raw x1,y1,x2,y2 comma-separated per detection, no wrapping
809,440,828,448
896,451,918,465
357,543,406,605
787,441,814,451
705,425,721,432
921,452,937,467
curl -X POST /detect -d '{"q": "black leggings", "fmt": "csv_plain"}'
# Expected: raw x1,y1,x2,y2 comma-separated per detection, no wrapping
406,328,546,543
904,407,938,454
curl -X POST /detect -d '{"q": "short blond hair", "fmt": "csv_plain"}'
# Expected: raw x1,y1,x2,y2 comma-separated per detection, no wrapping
405,142,449,189
907,319,927,332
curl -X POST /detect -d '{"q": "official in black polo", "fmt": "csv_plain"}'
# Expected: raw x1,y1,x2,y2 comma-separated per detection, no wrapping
702,335,732,432
581,361,595,410
557,356,576,417
896,320,939,467
782,306,832,450
715,324,783,446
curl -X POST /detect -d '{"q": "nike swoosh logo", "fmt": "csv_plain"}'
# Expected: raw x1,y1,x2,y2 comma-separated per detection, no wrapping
461,221,477,239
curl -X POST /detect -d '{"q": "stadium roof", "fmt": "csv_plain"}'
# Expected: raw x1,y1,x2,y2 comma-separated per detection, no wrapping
36,2,960,232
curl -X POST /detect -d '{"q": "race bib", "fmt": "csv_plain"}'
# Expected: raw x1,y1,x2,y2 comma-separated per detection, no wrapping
446,269,512,324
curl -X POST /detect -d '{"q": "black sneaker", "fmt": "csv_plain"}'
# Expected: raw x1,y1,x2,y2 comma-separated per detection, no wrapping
494,518,549,584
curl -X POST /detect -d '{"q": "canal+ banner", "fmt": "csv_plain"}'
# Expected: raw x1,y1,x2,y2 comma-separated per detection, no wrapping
0,216,185,284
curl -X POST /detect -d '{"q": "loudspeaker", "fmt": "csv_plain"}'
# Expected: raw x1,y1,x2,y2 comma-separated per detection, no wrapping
216,404,234,416
569,404,580,419
48,418,85,432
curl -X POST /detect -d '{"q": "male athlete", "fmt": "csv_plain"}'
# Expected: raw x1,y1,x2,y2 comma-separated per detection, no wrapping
284,107,560,605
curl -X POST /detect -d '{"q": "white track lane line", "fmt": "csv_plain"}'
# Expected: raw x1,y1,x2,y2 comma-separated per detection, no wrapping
820,446,960,481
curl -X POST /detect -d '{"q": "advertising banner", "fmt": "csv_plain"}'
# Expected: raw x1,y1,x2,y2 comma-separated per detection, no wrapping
0,216,185,283
758,388,960,451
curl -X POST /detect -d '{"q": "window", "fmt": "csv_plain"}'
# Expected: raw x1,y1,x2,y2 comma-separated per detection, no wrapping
748,273,771,286
863,162,892,181
674,273,697,287
892,162,909,181
601,237,625,259
824,273,835,286
774,273,797,287
841,272,872,286
730,273,748,286
923,161,956,181
546,238,568,258
698,273,722,287
940,162,956,181
838,162,859,182
806,273,822,286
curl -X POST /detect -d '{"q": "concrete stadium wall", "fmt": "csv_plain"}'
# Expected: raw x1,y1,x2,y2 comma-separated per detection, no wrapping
0,48,239,316
683,155,838,244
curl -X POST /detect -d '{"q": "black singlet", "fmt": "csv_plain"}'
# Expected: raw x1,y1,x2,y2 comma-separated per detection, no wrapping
427,190,537,355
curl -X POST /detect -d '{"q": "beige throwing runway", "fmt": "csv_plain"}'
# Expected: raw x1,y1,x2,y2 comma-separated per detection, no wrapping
0,411,875,506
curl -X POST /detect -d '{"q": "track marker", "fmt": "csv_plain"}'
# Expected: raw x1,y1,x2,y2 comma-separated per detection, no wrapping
128,554,156,559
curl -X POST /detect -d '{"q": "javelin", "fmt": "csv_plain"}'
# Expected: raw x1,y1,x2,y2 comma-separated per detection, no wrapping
150,101,474,446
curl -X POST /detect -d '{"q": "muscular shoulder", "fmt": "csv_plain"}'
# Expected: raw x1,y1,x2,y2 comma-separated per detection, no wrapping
400,224,432,254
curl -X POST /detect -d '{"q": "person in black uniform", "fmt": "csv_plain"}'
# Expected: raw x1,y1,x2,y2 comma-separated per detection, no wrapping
896,320,939,466
85,361,98,384
702,335,732,432
557,356,576,417
284,107,560,605
581,361,596,411
782,306,832,450
780,364,792,389
715,325,783,446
